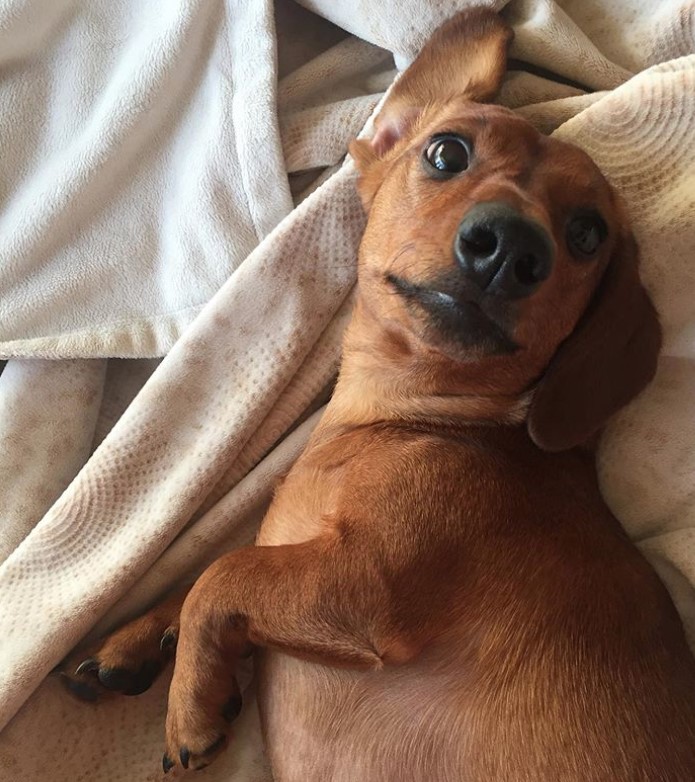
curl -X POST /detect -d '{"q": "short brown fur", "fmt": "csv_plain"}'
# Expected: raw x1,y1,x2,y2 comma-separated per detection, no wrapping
62,8,695,780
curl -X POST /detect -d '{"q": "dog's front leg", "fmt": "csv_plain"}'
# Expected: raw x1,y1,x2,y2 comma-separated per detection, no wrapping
163,534,407,772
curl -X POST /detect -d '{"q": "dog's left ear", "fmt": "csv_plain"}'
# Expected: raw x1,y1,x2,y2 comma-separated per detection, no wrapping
528,234,662,452
349,8,512,206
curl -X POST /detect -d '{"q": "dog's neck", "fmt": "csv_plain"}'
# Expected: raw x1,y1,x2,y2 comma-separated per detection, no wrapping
320,297,531,433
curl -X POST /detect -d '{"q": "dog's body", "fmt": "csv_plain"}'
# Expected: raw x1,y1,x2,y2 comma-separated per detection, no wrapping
62,8,695,780
258,421,695,781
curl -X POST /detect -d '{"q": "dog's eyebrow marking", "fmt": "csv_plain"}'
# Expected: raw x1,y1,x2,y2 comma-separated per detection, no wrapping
512,165,535,189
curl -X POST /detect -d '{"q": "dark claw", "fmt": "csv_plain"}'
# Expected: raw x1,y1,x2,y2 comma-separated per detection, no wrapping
162,754,175,773
74,658,100,676
59,673,100,702
97,659,162,696
222,694,243,723
180,747,190,769
160,629,178,653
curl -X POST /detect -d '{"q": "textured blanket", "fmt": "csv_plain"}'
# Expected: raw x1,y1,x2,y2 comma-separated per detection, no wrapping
1,0,695,780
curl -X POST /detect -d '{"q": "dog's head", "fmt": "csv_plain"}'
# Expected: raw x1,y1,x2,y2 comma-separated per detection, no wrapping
349,8,661,452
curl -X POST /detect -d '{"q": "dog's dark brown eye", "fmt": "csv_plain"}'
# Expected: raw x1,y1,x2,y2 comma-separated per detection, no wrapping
566,213,607,258
423,135,470,176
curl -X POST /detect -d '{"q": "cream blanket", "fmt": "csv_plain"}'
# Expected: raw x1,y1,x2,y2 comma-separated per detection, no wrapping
1,0,695,780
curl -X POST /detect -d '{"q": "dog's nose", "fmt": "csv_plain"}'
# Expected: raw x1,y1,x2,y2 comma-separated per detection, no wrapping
454,202,553,298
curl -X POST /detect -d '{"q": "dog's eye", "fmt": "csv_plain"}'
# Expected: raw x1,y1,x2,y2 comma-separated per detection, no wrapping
566,213,607,258
423,135,470,177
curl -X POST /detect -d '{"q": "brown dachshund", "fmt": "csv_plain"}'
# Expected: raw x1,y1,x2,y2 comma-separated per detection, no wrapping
62,8,695,780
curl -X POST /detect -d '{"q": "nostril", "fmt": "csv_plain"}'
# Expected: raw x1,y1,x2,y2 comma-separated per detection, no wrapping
513,253,550,287
461,226,498,257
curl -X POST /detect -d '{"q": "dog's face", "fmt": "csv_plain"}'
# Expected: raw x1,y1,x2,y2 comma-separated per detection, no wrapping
355,103,618,363
350,9,661,451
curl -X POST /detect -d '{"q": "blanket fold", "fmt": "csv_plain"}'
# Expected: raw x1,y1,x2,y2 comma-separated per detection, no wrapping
0,0,290,359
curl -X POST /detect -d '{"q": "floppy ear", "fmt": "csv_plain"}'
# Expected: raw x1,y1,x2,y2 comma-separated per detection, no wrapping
527,235,662,452
350,8,513,198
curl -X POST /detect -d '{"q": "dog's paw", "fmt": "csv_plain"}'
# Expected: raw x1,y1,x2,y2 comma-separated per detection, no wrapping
163,682,243,773
58,618,179,701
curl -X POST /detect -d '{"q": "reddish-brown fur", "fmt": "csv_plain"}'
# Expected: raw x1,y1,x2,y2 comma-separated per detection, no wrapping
62,9,695,780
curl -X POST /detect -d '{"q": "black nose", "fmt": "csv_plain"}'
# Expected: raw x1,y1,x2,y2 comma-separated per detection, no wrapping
454,202,553,298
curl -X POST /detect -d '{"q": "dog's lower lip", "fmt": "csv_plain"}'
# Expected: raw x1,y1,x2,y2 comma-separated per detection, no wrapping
386,273,484,315
386,273,517,353
428,290,459,307
427,290,486,320
387,274,474,304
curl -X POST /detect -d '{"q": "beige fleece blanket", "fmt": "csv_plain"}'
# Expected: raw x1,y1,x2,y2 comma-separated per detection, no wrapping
1,1,695,780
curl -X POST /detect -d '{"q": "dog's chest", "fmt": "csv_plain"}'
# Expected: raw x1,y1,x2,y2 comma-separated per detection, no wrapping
257,455,347,546
256,424,557,549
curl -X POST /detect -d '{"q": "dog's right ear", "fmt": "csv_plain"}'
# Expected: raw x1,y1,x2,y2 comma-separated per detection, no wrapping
527,233,661,452
350,8,512,207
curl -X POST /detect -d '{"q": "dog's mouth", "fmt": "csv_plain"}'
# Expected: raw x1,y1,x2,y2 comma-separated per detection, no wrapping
386,273,518,354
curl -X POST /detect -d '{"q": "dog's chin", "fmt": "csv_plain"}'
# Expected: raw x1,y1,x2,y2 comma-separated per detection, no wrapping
387,274,518,356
